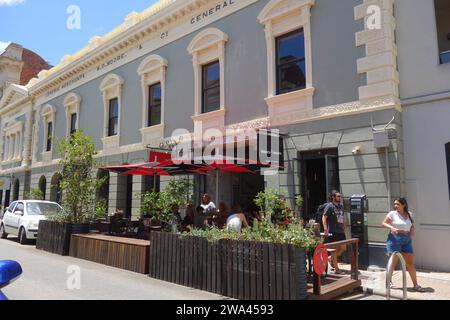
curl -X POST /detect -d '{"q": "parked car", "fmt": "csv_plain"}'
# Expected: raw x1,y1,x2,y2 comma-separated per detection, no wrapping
0,260,23,300
0,201,62,244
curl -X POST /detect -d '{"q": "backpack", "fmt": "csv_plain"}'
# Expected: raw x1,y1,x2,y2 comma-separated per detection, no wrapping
315,202,330,232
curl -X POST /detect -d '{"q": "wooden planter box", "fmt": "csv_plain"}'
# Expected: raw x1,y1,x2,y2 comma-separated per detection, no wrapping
36,220,89,256
69,234,150,274
149,232,307,300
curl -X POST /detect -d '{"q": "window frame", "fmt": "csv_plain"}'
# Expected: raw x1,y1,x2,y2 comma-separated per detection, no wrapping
108,98,119,137
434,0,450,64
70,113,78,135
201,60,221,114
46,121,53,152
148,82,162,127
275,28,306,95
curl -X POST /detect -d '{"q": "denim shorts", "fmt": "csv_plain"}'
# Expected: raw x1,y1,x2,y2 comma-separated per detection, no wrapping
386,233,414,254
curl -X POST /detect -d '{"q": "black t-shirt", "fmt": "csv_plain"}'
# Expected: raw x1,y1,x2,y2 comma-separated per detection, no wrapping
324,203,345,235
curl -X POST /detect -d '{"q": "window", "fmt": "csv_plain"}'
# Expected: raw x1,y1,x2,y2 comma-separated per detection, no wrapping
276,29,306,95
148,83,162,127
435,0,450,64
202,61,220,113
46,121,53,152
70,113,78,135
100,74,123,149
108,98,119,137
14,202,24,213
64,93,81,137
446,143,450,198
41,103,56,161
188,28,228,128
2,121,23,162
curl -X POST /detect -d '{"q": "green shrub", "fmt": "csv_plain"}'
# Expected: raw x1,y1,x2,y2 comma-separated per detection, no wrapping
184,217,321,252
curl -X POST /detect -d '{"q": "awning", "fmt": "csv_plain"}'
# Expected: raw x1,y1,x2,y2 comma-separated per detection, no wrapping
99,152,282,205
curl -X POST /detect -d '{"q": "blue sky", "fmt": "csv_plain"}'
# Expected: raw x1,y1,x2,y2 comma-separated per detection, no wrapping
0,0,159,65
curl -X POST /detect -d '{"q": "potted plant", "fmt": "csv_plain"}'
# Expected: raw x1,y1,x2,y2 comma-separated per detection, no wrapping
254,189,286,224
140,178,194,232
36,130,106,255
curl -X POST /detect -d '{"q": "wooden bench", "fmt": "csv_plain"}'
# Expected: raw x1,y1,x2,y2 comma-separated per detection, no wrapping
69,234,151,274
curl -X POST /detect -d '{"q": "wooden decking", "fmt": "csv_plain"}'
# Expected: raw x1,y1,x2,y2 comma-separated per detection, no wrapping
307,239,363,300
308,274,362,300
69,234,150,274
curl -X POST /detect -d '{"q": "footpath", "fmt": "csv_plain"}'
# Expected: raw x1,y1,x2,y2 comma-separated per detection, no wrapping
345,265,450,300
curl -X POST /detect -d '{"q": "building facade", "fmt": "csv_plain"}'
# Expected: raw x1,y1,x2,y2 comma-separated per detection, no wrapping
396,0,450,271
0,0,447,270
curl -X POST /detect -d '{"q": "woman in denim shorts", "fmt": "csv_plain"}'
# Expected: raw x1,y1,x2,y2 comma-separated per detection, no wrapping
382,198,425,292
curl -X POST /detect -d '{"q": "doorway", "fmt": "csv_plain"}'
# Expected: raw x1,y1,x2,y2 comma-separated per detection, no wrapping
232,173,265,213
299,149,340,220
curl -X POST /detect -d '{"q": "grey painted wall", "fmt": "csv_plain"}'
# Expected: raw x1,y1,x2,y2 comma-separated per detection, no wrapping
403,98,450,271
311,0,366,108
266,108,403,243
396,0,450,99
36,0,367,160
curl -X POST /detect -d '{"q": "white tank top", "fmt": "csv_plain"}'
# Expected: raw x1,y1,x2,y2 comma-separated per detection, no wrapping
387,211,413,232
226,214,242,232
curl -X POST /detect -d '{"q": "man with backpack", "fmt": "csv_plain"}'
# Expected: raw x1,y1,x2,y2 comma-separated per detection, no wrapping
322,190,347,274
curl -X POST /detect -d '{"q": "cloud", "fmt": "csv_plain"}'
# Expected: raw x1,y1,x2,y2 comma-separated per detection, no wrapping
0,41,11,54
0,0,25,7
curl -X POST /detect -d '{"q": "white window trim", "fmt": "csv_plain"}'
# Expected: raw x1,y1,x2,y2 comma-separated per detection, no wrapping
258,0,316,126
188,28,228,130
2,120,23,163
137,54,167,146
41,104,56,163
64,93,81,137
100,74,124,150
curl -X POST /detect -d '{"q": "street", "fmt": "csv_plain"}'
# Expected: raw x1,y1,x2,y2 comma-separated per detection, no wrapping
0,237,227,300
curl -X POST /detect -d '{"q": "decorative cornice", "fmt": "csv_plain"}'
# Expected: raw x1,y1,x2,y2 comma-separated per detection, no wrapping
28,0,212,96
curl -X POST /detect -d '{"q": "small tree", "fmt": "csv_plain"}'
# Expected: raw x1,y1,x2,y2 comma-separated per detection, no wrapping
52,130,106,224
25,188,45,201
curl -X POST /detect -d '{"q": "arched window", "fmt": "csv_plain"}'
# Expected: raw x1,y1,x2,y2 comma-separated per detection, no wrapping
39,176,47,200
13,178,20,201
50,173,62,204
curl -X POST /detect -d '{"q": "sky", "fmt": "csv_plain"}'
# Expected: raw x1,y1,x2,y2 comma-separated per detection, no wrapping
0,0,160,66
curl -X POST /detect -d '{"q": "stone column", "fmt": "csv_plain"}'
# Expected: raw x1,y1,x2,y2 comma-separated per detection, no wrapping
132,175,144,219
108,172,119,214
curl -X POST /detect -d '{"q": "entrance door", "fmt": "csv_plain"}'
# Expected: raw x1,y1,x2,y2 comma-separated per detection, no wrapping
300,149,340,220
325,154,340,196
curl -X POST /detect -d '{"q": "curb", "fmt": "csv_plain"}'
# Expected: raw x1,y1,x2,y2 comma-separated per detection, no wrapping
362,286,449,301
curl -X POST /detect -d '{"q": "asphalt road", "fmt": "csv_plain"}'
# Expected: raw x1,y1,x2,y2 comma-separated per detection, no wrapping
0,236,228,300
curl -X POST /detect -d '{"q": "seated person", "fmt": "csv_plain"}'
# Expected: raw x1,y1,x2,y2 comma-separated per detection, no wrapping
215,202,229,229
226,205,249,233
171,205,182,232
181,205,195,232
194,206,209,229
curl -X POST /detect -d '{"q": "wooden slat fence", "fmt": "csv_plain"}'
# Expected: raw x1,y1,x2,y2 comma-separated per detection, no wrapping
149,232,308,300
36,220,72,256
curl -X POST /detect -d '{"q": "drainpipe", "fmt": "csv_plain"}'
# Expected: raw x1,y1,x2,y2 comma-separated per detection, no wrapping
386,146,391,211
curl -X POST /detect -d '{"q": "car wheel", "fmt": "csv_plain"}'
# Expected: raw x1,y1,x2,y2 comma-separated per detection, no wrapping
19,227,28,245
0,224,8,239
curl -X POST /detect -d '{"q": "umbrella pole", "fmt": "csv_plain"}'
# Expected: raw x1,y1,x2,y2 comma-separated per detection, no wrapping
216,169,219,206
